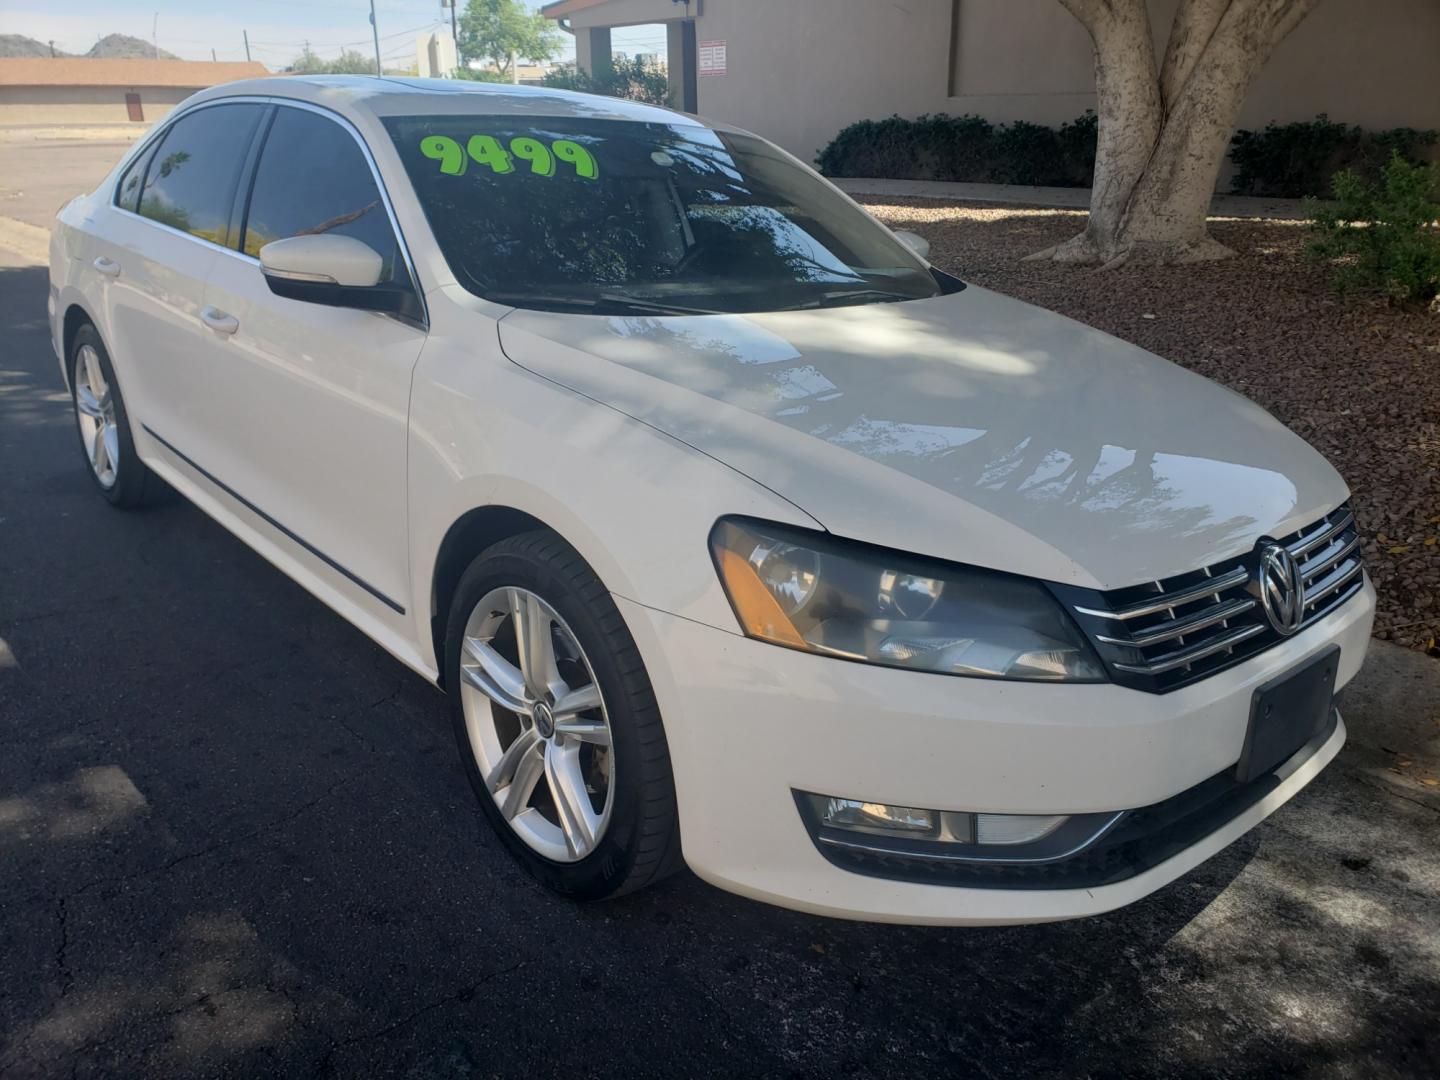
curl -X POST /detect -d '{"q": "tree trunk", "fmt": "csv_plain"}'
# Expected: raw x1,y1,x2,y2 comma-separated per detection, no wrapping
1029,0,1321,267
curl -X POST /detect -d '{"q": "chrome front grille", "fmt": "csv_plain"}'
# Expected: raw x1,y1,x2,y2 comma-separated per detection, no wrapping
1056,504,1365,693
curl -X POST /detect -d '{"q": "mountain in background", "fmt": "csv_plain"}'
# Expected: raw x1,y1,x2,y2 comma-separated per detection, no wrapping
0,34,69,58
86,34,180,60
0,32,183,60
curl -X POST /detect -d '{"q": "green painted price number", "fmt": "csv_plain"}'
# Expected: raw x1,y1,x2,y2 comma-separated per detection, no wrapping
420,135,600,180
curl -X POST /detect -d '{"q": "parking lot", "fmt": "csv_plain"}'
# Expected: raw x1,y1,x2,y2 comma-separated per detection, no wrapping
1,136,1439,1078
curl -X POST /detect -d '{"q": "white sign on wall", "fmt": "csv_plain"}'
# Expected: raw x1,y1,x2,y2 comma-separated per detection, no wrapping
698,39,727,77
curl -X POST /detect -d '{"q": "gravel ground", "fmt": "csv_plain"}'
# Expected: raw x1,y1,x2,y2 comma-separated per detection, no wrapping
861,199,1440,652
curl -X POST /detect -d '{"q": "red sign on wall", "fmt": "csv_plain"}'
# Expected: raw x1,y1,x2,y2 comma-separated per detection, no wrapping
698,39,727,77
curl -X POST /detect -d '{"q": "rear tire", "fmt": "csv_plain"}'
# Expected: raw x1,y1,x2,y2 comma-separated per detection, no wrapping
445,530,682,900
68,323,163,508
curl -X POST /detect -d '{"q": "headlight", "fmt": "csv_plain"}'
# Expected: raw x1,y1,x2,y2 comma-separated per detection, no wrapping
710,518,1105,682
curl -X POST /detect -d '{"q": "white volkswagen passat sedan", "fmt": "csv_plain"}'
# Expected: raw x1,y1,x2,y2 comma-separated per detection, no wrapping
48,77,1374,925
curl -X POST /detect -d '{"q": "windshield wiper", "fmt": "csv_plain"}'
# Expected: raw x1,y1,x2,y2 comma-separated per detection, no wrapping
594,293,724,316
485,291,722,316
813,287,922,308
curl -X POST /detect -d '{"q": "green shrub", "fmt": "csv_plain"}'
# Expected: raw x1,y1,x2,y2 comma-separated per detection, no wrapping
1306,153,1440,309
1230,115,1438,198
542,56,669,106
815,112,1096,186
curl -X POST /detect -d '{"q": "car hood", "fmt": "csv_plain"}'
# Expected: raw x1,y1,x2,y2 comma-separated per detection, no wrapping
496,285,1347,590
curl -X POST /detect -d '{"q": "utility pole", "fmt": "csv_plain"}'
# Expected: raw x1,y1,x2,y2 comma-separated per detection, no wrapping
211,48,217,61
369,0,382,76
243,29,251,62
448,0,458,49
152,12,159,59
47,39,55,57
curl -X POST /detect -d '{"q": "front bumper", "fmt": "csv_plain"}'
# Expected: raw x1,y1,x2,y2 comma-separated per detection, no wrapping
618,576,1374,925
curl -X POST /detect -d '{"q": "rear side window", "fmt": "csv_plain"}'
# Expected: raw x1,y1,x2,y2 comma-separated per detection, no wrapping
138,103,264,245
241,107,402,283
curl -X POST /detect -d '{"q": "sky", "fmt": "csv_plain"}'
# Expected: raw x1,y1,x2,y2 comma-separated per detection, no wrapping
0,0,670,69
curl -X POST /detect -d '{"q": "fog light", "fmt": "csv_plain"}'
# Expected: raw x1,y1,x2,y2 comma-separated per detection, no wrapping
822,797,935,834
812,794,1072,847
975,813,1068,845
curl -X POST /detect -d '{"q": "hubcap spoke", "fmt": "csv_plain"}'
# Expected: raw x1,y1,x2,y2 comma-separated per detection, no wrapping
90,424,107,472
486,726,539,795
82,348,106,402
543,743,598,858
499,738,545,819
76,386,103,418
510,589,561,701
553,716,610,746
102,425,119,476
552,682,601,718
461,636,530,714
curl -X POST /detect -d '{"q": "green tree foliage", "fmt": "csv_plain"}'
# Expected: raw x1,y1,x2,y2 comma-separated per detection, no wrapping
286,46,379,75
541,56,670,106
1307,153,1440,310
457,0,563,78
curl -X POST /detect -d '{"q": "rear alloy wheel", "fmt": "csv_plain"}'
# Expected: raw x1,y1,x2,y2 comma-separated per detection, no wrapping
73,341,119,489
68,323,163,508
446,531,681,899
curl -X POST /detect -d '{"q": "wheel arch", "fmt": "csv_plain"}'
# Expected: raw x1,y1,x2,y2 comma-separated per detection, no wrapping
62,301,97,364
429,504,566,688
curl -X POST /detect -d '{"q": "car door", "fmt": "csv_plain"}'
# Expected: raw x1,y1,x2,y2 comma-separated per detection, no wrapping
87,102,266,452
193,102,426,624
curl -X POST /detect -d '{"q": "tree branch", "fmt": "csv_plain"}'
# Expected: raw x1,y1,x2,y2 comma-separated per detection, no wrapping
1159,0,1233,112
1264,0,1323,50
1058,0,1148,32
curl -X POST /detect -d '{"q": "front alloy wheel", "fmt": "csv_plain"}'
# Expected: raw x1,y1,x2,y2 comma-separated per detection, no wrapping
460,586,614,862
445,531,681,900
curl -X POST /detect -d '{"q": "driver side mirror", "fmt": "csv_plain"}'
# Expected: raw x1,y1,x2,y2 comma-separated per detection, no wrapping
259,234,419,321
894,229,930,261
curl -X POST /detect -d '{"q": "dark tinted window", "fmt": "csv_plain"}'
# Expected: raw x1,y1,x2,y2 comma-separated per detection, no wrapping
115,140,157,213
382,115,939,315
138,103,263,244
242,107,401,282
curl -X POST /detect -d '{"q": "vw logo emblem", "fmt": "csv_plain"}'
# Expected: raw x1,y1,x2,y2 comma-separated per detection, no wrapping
1256,542,1307,636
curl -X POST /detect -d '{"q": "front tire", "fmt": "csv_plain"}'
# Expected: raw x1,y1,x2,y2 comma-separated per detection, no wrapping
68,323,162,508
445,530,682,900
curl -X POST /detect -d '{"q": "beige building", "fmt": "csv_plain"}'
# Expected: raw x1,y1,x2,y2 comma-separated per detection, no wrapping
544,0,1440,165
0,59,269,125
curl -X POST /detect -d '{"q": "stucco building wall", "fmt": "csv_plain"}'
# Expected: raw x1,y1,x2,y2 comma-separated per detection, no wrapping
0,84,194,125
561,0,1440,168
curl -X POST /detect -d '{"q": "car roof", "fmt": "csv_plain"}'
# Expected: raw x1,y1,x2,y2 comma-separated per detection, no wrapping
187,74,706,128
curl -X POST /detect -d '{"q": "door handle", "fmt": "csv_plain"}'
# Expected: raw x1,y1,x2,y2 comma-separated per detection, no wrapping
92,256,121,278
199,306,239,335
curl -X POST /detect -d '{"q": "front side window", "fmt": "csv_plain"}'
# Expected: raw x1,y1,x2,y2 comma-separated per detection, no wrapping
242,107,403,283
137,103,264,244
383,115,941,315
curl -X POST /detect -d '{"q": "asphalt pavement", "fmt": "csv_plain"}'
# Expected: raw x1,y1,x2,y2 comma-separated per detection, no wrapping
1,146,1439,1079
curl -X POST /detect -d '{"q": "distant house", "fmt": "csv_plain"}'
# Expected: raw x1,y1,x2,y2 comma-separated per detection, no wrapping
543,0,1440,165
0,58,268,125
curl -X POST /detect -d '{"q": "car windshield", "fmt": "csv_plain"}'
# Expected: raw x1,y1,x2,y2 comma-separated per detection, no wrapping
383,114,943,315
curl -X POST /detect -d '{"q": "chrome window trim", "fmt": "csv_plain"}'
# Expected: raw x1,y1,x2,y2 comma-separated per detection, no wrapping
108,93,429,329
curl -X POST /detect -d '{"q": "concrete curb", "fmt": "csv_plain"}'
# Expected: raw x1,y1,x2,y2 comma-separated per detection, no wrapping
0,216,50,265
834,177,1311,221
